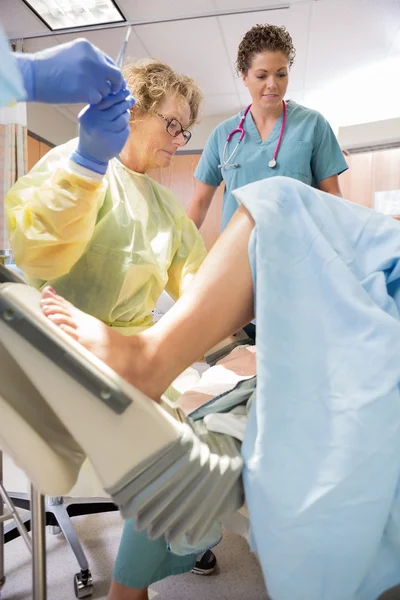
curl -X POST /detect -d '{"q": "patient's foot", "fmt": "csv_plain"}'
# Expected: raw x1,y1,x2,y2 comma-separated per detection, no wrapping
40,287,164,400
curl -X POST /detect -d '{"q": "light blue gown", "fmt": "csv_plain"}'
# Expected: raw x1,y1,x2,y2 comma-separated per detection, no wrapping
235,176,400,600
0,24,26,106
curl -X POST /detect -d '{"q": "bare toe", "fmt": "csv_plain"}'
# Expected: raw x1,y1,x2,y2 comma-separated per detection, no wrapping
41,286,73,308
41,301,74,319
59,324,80,341
46,313,77,330
41,286,58,300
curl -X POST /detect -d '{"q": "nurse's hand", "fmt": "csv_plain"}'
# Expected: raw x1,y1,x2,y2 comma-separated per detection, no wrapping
16,39,125,105
70,89,135,175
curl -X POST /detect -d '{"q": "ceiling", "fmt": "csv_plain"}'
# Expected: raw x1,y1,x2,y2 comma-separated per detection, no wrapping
2,0,400,130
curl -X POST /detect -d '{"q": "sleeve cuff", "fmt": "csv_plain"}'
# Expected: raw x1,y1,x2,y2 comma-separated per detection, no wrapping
66,159,105,182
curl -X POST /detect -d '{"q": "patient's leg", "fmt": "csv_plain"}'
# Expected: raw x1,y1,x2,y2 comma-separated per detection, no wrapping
40,206,255,399
107,581,148,600
144,205,255,388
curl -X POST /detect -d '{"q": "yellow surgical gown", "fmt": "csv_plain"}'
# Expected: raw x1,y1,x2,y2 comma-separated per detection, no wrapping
5,139,206,335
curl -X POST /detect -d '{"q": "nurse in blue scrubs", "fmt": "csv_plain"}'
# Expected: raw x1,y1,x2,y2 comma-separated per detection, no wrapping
187,23,348,232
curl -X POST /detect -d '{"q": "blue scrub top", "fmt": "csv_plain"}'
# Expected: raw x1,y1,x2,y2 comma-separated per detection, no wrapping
194,100,348,230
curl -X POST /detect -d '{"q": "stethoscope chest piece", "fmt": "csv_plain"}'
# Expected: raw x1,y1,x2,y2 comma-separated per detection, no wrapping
268,158,277,168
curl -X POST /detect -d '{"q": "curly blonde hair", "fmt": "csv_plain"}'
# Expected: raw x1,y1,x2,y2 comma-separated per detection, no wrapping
236,24,296,75
123,59,203,127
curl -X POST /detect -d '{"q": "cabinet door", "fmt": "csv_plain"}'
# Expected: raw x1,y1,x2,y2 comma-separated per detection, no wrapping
148,154,223,250
340,147,400,213
372,148,400,195
27,135,40,171
39,142,52,160
340,153,373,208
27,136,53,170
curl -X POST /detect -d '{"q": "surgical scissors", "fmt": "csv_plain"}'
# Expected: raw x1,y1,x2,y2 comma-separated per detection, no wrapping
115,24,132,69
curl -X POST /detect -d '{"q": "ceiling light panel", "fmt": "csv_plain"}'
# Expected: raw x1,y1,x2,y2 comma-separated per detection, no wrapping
22,0,125,31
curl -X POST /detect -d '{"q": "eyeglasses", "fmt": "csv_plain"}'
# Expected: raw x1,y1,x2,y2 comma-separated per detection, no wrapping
157,113,192,145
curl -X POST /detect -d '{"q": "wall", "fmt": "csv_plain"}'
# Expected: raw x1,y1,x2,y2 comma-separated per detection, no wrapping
338,117,400,153
27,103,77,146
183,113,233,153
26,105,233,152
26,99,400,157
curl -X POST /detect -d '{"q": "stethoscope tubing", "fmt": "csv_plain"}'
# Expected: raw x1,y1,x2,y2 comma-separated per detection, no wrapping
218,101,287,170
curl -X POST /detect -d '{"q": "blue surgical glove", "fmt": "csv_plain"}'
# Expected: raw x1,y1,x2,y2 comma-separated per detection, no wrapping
16,38,125,105
70,89,136,175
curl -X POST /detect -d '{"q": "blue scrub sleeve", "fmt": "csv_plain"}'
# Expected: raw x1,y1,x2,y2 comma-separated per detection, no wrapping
194,128,224,187
311,115,348,184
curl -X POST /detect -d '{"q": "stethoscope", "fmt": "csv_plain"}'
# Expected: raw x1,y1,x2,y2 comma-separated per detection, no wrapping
218,100,287,170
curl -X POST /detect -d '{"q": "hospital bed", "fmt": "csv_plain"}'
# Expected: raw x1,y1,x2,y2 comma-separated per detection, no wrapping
0,265,118,599
0,269,244,599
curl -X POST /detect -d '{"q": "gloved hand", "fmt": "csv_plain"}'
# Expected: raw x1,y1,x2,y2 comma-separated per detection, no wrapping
16,38,125,104
70,89,136,175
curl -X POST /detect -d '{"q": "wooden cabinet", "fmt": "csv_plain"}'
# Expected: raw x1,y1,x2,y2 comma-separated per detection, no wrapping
27,134,52,171
340,153,373,208
39,141,52,160
340,147,400,212
27,135,41,171
27,131,400,248
148,154,223,249
26,136,222,249
372,148,400,197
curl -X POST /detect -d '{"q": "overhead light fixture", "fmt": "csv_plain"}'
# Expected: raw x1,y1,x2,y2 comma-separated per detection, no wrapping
22,0,125,32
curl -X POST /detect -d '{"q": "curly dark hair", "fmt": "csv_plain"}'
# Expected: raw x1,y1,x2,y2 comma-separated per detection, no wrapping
236,24,296,75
